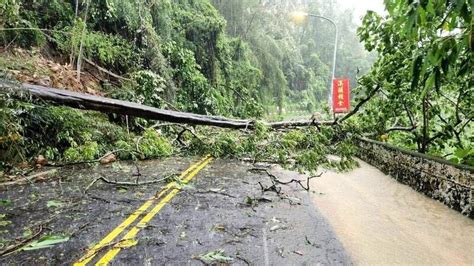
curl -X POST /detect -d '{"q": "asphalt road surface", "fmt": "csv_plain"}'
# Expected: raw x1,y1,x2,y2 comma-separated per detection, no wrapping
0,156,349,265
0,157,472,265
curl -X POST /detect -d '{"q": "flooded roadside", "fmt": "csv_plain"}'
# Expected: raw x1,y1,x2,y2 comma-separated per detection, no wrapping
310,159,474,265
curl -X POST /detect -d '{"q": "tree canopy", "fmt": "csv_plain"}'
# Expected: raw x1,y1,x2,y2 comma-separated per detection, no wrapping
353,0,472,164
0,0,472,168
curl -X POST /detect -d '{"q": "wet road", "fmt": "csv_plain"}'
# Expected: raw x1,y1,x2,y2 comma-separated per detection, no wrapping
0,157,349,265
310,159,474,265
1,157,472,265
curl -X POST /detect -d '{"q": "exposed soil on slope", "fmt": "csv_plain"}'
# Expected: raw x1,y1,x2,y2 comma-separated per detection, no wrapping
0,47,103,95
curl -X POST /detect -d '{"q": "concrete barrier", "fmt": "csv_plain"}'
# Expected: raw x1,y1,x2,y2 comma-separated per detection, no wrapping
356,137,473,218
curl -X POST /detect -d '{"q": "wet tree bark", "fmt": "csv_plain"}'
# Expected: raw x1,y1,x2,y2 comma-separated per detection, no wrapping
1,82,334,129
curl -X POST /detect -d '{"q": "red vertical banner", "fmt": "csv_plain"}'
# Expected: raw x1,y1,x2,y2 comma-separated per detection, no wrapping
332,79,350,113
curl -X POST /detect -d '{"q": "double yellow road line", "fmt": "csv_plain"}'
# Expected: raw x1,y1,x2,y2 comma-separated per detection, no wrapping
74,155,213,266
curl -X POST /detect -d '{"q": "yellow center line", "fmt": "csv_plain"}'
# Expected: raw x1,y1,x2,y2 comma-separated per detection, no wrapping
74,155,210,266
95,157,213,266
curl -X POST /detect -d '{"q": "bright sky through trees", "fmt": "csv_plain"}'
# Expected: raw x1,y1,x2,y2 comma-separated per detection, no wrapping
336,0,386,24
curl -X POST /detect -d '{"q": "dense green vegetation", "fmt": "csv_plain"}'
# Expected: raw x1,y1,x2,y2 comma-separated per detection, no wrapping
1,0,372,116
351,0,473,165
212,0,375,115
0,0,472,171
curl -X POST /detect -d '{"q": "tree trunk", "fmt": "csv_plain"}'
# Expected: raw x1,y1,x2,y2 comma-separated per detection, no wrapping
420,94,430,153
76,0,90,81
1,82,334,130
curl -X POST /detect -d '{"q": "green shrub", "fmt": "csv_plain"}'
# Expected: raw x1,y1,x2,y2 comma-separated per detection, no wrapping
113,140,137,160
0,91,28,165
83,31,139,72
88,114,130,145
281,130,306,150
132,71,166,105
212,132,242,157
20,106,92,160
1,97,133,162
63,141,99,162
55,26,139,73
111,70,167,108
162,41,216,114
189,130,242,158
138,129,173,159
0,0,73,48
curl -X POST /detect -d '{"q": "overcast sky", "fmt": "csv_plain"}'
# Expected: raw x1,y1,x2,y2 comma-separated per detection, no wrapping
336,0,386,24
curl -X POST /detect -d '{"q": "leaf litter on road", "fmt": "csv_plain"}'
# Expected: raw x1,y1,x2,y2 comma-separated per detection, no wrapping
22,235,69,250
194,249,233,264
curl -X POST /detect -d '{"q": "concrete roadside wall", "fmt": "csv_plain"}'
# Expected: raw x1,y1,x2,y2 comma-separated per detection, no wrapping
356,137,473,218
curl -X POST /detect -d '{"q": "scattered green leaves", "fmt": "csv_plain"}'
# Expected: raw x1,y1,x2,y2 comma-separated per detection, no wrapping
0,212,11,228
0,221,12,227
0,200,12,207
46,200,64,208
195,249,233,264
138,129,173,159
22,235,69,250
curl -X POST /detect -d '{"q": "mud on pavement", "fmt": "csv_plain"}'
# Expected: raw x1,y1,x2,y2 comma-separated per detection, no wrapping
0,156,350,265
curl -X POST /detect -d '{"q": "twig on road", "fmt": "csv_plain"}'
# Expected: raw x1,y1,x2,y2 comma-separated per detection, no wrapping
84,173,176,193
0,169,57,187
45,149,125,167
0,225,44,257
250,168,322,191
275,173,323,191
70,222,92,239
75,238,129,263
258,181,282,195
87,194,112,203
236,255,250,265
193,189,236,198
131,162,142,184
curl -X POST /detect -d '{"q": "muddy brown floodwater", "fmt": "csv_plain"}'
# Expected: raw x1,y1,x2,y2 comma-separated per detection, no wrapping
310,159,474,265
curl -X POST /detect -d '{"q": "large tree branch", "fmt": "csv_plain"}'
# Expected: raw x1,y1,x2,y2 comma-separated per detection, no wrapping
421,94,430,153
402,101,421,150
403,102,417,129
427,116,470,144
456,117,473,134
267,119,334,128
385,126,417,132
338,85,381,123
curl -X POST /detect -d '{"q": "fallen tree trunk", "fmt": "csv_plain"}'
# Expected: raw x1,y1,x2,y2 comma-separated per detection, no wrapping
267,119,334,128
0,82,334,129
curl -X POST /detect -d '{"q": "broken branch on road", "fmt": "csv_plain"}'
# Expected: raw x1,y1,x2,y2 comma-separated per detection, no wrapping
250,168,322,192
84,173,176,192
258,181,282,195
0,169,58,187
0,225,44,257
193,188,236,198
